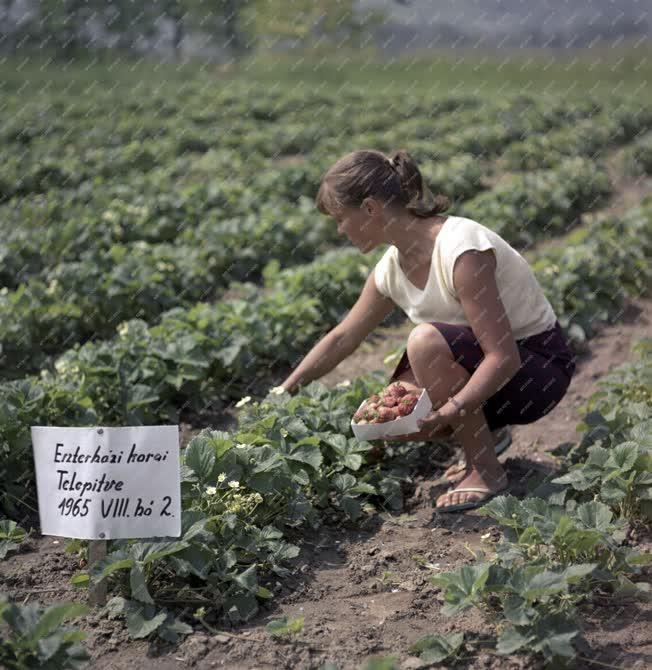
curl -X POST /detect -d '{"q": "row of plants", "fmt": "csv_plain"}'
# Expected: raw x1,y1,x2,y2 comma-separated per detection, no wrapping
0,149,609,376
0,150,492,376
0,373,405,651
335,94,606,165
1,88,479,154
0,92,485,204
501,102,652,170
0,195,332,375
624,130,652,176
6,86,611,186
0,93,610,287
0,126,476,289
530,203,652,345
408,337,652,668
459,156,612,247
0,151,308,288
1,195,650,524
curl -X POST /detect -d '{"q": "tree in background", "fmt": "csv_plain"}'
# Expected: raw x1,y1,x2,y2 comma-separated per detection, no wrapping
34,0,161,56
239,0,386,51
174,0,378,56
3,0,392,60
37,0,94,55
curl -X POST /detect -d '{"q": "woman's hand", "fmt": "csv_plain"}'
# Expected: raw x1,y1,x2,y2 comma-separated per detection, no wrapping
382,401,460,442
267,383,298,397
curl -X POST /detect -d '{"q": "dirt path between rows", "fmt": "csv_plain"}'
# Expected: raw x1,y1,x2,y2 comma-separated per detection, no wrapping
2,294,650,670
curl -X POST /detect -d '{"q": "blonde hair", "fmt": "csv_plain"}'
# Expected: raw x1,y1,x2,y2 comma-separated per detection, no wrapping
316,148,450,218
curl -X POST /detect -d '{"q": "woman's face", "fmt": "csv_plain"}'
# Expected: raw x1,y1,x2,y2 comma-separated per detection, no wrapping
333,200,384,252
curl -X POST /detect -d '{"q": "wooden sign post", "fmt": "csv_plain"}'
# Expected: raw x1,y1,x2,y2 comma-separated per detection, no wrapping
88,539,107,606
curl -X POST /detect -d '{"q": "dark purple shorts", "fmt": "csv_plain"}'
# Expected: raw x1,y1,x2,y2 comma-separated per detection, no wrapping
388,319,577,431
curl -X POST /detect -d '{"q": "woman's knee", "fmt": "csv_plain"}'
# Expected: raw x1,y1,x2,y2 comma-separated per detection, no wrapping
406,324,455,369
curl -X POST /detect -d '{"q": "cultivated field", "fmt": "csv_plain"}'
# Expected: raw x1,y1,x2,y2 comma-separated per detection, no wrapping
1,47,651,669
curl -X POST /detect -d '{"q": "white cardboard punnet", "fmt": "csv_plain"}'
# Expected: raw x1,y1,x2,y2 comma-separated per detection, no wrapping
350,389,432,441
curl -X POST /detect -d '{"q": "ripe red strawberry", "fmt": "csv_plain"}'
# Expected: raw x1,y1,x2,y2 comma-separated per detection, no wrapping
391,383,408,398
353,410,365,422
383,396,398,407
397,396,417,416
378,407,394,422
369,394,381,403
385,406,400,420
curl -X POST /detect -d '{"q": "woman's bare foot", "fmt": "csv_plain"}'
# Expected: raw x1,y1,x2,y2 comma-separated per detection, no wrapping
442,427,510,484
442,459,467,483
435,465,508,509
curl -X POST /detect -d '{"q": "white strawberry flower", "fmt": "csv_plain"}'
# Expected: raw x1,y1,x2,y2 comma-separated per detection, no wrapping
228,480,240,489
270,386,287,395
102,210,118,223
205,486,217,495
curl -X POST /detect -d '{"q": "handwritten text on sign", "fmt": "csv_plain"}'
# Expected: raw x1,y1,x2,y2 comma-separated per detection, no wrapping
31,425,181,539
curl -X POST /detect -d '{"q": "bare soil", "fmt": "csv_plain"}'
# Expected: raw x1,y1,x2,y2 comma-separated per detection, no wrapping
2,295,650,670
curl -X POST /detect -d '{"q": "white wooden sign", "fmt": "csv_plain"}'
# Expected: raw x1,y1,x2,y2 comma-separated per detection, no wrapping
31,425,181,540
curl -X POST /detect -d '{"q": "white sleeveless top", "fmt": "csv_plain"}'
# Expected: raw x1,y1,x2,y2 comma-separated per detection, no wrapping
373,215,557,341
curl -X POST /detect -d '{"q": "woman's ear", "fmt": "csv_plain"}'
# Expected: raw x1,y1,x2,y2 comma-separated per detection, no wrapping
362,196,378,216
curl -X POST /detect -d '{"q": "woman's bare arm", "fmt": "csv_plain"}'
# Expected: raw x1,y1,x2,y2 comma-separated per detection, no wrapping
281,271,395,393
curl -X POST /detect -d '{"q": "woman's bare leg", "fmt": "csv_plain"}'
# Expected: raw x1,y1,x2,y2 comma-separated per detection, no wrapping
444,426,510,483
404,325,507,508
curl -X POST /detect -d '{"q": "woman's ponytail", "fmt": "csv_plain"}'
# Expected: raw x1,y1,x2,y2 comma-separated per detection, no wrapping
388,149,451,216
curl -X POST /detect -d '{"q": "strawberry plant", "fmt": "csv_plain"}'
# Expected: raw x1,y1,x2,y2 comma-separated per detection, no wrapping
67,377,409,637
479,496,651,591
430,560,596,666
552,429,652,522
0,521,26,560
0,595,89,669
419,335,652,667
